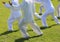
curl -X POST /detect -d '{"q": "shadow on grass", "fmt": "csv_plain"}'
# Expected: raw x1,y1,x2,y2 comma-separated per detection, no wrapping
35,18,51,21
15,34,42,42
27,24,58,32
40,24,58,30
0,30,18,36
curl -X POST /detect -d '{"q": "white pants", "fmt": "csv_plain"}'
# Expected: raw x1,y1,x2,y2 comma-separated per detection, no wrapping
41,8,59,27
8,14,22,30
19,18,42,38
57,7,60,17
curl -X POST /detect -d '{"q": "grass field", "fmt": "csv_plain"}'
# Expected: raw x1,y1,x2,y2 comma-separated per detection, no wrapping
0,0,60,42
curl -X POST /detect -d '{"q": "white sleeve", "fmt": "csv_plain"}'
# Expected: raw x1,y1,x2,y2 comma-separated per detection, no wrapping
4,3,12,8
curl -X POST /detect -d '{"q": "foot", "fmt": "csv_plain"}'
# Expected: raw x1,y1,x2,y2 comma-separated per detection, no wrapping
37,32,43,36
23,35,29,39
56,22,60,24
22,33,30,39
8,28,13,31
43,25,48,28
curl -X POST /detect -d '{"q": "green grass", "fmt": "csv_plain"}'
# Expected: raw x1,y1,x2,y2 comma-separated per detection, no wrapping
0,0,60,42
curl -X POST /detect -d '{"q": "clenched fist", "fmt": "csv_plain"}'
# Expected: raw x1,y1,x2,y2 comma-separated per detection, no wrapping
2,2,5,4
9,1,12,6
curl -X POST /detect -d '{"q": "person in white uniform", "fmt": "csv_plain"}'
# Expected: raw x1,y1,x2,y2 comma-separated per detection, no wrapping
57,4,60,18
2,0,22,31
35,0,60,27
18,0,43,38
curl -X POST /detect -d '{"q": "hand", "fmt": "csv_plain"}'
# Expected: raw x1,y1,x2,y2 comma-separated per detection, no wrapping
2,2,5,4
8,1,12,5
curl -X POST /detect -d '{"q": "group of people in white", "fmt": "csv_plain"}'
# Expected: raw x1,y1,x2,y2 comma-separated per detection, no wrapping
2,0,60,39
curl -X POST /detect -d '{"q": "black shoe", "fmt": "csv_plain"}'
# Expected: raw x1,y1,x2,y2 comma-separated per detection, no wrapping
39,13,42,15
57,16,60,19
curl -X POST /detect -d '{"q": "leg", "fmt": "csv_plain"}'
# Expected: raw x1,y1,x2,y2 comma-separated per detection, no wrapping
18,19,29,38
41,12,48,27
51,12,60,24
30,22,43,35
17,17,28,32
8,16,15,31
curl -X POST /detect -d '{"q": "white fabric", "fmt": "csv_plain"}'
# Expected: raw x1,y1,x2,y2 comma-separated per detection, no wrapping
19,0,42,38
12,0,19,7
57,4,60,17
35,0,54,10
4,0,22,30
35,0,60,27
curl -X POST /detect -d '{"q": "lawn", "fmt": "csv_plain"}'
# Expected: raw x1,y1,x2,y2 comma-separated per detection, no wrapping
0,0,60,42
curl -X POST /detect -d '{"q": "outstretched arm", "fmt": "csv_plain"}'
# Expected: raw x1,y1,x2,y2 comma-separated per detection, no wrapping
2,2,6,4
2,1,12,8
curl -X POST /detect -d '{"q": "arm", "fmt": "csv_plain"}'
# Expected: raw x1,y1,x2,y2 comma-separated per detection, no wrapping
2,1,12,8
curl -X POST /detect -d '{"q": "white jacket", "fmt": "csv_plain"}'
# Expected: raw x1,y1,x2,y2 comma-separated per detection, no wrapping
4,3,22,19
19,0,35,23
35,0,54,12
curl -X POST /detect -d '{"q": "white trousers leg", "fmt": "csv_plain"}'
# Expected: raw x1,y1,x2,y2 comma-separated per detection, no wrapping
30,22,43,35
8,16,21,31
41,9,60,27
41,11,48,27
19,19,29,38
19,26,29,38
19,18,43,37
51,12,60,24
8,17,15,30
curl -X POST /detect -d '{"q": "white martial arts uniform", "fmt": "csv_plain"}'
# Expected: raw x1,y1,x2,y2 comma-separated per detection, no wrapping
57,4,60,17
19,0,43,38
35,0,60,27
4,0,22,31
